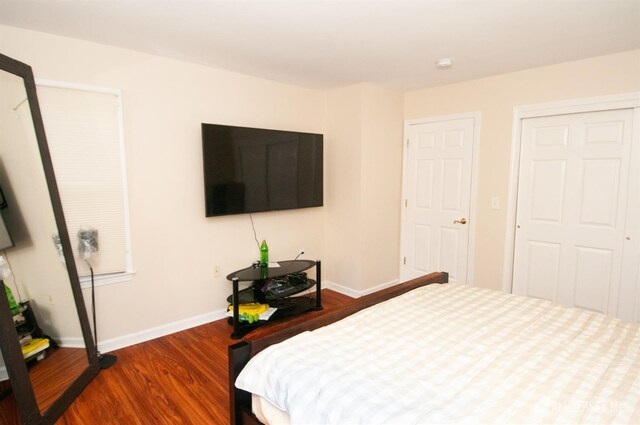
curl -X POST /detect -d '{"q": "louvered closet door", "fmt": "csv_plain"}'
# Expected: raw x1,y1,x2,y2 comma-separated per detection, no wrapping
512,109,634,318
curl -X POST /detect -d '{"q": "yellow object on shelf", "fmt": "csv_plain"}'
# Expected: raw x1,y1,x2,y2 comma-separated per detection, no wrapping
227,302,269,316
21,338,50,359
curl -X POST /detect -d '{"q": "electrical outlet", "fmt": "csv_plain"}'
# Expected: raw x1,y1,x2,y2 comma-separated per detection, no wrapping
213,265,221,278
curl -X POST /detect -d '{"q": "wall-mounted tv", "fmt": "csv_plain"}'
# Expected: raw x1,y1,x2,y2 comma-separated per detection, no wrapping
202,123,323,217
0,184,14,250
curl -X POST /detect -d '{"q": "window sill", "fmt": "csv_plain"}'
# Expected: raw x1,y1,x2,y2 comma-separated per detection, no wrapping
79,271,135,289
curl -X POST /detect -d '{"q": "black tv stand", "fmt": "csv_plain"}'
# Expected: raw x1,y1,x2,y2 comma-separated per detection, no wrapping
226,260,322,339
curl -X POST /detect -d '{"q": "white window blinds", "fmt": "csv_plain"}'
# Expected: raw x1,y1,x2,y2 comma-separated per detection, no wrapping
37,82,132,282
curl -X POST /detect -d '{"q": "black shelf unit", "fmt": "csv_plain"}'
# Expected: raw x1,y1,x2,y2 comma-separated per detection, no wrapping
226,260,322,339
13,301,56,363
1,300,57,402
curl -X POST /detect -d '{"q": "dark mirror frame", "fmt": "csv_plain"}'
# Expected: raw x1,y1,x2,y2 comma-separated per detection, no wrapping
0,53,100,424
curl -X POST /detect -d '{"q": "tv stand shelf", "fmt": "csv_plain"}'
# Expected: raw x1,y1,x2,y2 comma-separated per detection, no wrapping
226,260,322,339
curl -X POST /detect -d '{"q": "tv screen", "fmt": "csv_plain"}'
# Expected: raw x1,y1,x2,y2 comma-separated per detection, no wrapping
202,123,323,217
0,185,14,250
0,215,13,251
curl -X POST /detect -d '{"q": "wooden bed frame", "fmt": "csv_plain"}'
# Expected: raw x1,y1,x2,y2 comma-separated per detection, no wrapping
227,271,449,425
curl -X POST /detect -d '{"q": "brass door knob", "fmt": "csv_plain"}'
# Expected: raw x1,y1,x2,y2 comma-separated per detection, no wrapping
454,218,467,225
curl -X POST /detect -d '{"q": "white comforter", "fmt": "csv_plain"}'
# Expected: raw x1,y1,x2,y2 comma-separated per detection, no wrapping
236,283,640,424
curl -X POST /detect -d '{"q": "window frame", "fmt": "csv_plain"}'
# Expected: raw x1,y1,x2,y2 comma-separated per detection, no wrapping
36,79,134,288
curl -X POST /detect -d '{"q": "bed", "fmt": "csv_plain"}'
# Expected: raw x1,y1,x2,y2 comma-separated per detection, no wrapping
228,272,640,424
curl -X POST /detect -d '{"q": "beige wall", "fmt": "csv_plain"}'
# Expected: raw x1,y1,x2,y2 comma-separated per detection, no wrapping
405,50,640,290
0,69,83,343
359,85,404,288
3,23,638,346
324,84,403,292
324,85,364,288
0,25,327,342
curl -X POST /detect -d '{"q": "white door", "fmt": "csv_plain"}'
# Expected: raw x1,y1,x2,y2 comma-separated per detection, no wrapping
512,109,635,318
400,116,477,283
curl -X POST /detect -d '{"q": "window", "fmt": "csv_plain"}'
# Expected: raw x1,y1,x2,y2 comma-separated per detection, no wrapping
37,80,133,287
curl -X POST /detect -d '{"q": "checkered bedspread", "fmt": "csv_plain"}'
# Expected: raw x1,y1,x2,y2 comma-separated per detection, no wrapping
236,283,640,424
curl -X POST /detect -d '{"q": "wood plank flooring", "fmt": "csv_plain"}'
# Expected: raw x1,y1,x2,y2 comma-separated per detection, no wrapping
32,347,89,413
0,289,353,424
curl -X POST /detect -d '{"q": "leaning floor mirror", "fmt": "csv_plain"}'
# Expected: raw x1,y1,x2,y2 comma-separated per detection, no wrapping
0,53,100,424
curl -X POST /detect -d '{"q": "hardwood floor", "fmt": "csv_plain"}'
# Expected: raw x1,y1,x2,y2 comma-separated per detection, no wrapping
0,289,354,424
32,347,88,413
0,346,89,422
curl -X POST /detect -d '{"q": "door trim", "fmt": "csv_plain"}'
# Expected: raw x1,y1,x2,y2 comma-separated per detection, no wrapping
502,92,640,293
401,112,481,285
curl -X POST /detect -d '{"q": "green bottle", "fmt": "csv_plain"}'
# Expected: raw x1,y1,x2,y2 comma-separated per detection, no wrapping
260,239,269,267
4,284,19,314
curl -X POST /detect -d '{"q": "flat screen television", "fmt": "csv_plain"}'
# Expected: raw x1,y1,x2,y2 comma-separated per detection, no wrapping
0,184,14,250
202,123,323,217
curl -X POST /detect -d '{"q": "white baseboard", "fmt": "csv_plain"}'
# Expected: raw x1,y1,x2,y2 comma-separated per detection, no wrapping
323,281,362,298
0,309,228,381
324,278,400,298
98,278,399,353
53,337,86,349
361,278,400,296
98,308,228,354
0,278,400,380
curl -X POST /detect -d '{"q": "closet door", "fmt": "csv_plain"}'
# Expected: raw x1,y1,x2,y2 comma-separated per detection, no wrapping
512,109,635,318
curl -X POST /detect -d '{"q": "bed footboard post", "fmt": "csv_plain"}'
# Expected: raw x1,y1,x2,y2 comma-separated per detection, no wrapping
229,341,252,425
231,278,241,339
315,260,322,310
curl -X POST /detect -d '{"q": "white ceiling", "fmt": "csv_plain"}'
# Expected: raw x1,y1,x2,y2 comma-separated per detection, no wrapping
1,0,639,91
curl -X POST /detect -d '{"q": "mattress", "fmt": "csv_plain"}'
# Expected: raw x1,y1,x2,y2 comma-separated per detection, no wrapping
252,393,290,424
236,283,640,424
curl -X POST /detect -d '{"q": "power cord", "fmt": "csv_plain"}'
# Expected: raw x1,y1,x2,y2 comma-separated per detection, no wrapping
249,213,260,249
87,260,117,369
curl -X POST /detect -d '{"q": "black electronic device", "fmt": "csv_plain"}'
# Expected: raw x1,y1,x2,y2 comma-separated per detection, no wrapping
264,272,309,298
202,123,323,217
288,272,308,286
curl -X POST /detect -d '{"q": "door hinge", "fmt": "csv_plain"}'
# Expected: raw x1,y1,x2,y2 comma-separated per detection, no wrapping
406,138,410,148
403,257,407,265
404,199,408,207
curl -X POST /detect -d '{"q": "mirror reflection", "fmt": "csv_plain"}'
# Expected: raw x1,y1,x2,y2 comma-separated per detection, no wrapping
0,66,88,415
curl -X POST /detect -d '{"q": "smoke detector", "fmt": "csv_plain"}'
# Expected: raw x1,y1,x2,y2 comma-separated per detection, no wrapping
436,58,453,69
